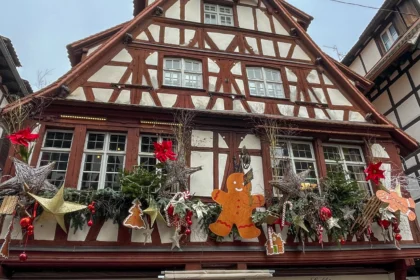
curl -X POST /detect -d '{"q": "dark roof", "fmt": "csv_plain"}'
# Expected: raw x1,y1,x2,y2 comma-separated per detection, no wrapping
0,36,31,96
341,0,399,66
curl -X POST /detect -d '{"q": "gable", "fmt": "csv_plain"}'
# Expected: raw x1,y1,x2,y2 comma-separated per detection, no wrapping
4,0,417,151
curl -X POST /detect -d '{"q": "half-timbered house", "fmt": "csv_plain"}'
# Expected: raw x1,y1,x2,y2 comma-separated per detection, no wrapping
1,0,420,279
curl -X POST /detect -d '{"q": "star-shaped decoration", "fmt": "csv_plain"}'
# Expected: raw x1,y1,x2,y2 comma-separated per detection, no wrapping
270,161,310,198
171,230,183,250
340,206,356,221
143,200,165,226
28,186,87,233
163,157,202,191
327,217,341,229
291,212,309,232
0,158,57,196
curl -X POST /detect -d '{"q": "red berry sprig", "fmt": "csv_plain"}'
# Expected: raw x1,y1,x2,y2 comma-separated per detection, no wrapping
87,201,96,227
184,210,193,236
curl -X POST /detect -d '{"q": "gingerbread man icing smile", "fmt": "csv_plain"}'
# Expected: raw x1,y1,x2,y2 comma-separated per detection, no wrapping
209,172,265,239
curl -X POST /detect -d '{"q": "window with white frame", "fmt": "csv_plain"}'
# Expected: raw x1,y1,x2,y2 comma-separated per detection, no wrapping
204,3,234,26
247,67,285,99
138,135,177,172
38,130,73,187
163,58,202,89
380,24,399,51
323,145,371,194
272,140,319,195
79,132,126,191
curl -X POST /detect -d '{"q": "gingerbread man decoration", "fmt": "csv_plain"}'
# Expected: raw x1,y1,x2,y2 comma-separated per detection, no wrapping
376,187,416,221
209,172,264,239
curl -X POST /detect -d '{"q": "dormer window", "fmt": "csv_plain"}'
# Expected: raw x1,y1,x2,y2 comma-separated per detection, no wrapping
246,67,285,99
204,4,234,26
380,24,398,51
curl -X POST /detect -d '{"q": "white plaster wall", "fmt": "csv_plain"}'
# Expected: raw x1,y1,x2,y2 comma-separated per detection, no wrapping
233,100,246,112
86,45,101,56
372,93,392,114
115,90,131,104
191,130,213,147
406,121,420,141
328,88,352,106
313,88,327,104
278,104,294,116
245,37,259,54
370,143,390,159
164,27,180,45
292,45,311,61
261,39,275,57
148,69,159,88
93,88,113,103
307,70,320,84
96,219,119,242
389,74,412,103
386,112,399,126
238,134,261,149
212,98,225,110
190,151,214,197
209,76,217,92
286,68,297,82
146,52,158,66
158,93,177,107
218,134,228,148
231,62,242,75
67,87,86,101
278,42,291,57
273,18,289,36
148,24,160,42
185,0,201,22
208,33,235,51
88,65,127,83
0,215,22,240
360,40,382,72
256,9,271,33
349,111,366,122
190,217,208,242
33,212,57,241
248,101,265,114
191,96,210,109
349,56,366,76
298,107,309,118
139,92,156,106
396,95,420,126
237,6,255,30
326,109,344,121
156,219,175,244
218,153,228,189
111,49,132,63
244,156,265,195
131,227,153,243
165,0,181,19
67,219,91,241
409,59,420,86
208,59,220,73
314,108,329,120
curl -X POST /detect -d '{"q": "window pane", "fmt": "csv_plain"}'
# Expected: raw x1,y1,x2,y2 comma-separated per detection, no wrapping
87,133,105,150
347,165,366,181
141,136,158,153
109,135,126,151
294,161,317,183
342,147,363,162
81,172,100,190
389,25,398,41
273,142,289,158
164,71,181,86
106,155,124,173
204,4,217,12
40,151,70,187
139,156,157,172
326,163,340,174
184,73,201,88
381,32,391,51
291,143,313,159
43,131,73,149
84,154,102,172
323,146,341,161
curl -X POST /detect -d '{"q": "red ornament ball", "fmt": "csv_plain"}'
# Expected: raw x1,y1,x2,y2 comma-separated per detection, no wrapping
379,220,391,229
27,225,34,231
187,220,193,226
27,230,34,236
20,217,31,228
393,228,401,233
88,205,94,211
91,209,96,214
395,233,402,241
185,229,191,235
187,211,193,218
19,252,27,262
319,207,332,221
340,239,346,245
87,220,93,227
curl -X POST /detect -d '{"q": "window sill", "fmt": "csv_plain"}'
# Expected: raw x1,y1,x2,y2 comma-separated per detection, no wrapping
111,83,153,90
161,85,206,92
249,95,290,102
295,101,328,108
208,91,245,100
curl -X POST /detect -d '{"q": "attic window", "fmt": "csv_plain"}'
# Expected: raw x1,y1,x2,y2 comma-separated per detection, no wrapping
380,23,398,51
246,67,285,99
204,4,234,26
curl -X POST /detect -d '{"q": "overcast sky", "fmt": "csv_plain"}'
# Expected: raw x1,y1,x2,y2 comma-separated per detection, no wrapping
0,0,383,91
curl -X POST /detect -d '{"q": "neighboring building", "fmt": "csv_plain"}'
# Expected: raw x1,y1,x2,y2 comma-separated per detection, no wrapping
342,0,420,216
0,36,32,169
1,0,420,279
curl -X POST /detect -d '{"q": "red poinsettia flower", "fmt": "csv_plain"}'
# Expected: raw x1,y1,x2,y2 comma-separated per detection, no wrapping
153,140,177,162
319,206,332,221
6,127,39,147
364,162,385,185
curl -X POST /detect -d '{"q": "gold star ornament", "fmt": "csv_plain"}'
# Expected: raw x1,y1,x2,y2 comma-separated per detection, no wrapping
28,186,87,233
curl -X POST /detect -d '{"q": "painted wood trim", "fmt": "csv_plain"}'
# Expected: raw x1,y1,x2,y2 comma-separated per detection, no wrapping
65,125,87,188
30,124,46,167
